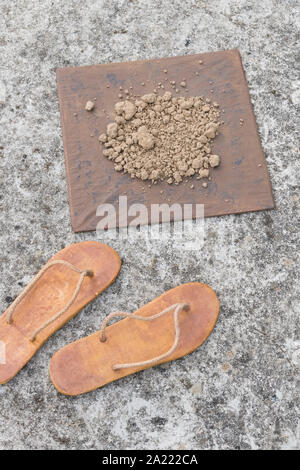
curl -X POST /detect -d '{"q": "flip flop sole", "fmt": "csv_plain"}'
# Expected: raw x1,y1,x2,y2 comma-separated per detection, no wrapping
0,241,121,384
50,282,220,396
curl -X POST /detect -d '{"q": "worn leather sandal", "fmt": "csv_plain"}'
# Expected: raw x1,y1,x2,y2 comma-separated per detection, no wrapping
0,241,121,384
50,282,220,396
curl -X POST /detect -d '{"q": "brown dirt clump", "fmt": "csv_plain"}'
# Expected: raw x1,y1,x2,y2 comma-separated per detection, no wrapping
99,91,221,184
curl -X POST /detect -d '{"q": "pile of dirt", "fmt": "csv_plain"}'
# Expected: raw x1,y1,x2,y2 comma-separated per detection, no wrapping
98,91,221,184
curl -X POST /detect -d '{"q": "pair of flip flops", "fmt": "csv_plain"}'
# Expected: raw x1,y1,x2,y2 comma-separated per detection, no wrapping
0,241,219,396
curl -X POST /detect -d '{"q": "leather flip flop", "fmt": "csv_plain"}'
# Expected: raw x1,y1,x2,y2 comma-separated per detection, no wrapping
0,241,121,384
50,282,220,396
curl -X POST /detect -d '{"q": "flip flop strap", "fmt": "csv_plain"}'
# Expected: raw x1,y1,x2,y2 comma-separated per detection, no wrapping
99,302,190,371
6,260,93,341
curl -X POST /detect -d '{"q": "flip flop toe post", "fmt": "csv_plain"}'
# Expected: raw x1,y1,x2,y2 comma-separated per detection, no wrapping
50,282,220,396
0,241,121,384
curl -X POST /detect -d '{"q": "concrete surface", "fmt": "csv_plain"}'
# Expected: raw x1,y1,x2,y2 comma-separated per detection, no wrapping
0,0,299,450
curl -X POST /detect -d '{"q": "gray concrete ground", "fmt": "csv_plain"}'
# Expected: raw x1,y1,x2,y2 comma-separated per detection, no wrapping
0,0,299,450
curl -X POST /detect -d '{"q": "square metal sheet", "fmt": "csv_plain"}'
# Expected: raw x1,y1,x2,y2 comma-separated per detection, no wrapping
56,49,274,232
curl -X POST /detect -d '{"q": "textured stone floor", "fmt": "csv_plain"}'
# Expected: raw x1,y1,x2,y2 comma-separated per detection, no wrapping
0,0,299,450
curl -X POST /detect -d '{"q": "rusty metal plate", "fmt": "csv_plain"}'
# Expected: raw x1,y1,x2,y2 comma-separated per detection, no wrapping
56,49,274,232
